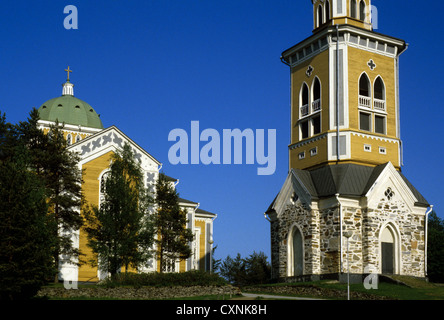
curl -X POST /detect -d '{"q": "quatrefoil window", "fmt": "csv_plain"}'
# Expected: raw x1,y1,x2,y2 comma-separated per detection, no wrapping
306,65,314,77
384,187,394,200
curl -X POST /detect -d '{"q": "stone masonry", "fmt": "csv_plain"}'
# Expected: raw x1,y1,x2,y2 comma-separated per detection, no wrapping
269,195,426,281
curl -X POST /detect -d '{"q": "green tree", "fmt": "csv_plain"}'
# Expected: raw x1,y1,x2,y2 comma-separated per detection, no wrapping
218,251,271,286
15,108,49,176
84,143,154,277
219,253,246,286
154,173,193,273
0,111,56,300
244,251,271,285
212,245,221,273
427,211,444,283
17,114,84,282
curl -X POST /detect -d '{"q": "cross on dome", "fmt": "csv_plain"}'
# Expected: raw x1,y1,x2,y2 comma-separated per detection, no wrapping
62,66,74,96
65,66,73,82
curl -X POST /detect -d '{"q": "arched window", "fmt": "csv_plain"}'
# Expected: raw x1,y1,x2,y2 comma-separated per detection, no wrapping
100,171,111,194
374,77,385,100
66,133,72,145
374,76,386,112
300,83,309,116
312,77,321,112
325,1,330,22
317,5,323,27
359,73,371,97
358,73,372,131
359,0,366,21
350,0,357,19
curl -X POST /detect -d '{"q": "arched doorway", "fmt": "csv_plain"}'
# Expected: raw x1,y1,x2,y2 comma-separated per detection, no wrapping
380,225,397,274
288,226,304,276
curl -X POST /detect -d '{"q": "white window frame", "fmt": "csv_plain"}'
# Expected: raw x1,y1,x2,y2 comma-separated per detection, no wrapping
310,147,318,157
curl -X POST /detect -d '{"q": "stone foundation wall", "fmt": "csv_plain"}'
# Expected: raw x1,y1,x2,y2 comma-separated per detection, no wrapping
270,200,313,279
363,197,425,277
319,207,340,274
37,285,241,299
270,196,425,280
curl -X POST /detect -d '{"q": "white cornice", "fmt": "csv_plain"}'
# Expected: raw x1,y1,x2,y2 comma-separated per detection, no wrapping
38,119,102,135
282,24,406,67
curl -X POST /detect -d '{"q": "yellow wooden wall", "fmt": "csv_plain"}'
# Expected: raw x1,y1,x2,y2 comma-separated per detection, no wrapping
348,46,400,168
291,49,330,145
78,151,113,281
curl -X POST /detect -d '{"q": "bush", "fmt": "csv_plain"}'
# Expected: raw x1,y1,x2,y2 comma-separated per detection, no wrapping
98,270,227,288
428,211,444,283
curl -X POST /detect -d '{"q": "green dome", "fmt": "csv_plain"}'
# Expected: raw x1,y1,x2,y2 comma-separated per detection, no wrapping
38,95,104,129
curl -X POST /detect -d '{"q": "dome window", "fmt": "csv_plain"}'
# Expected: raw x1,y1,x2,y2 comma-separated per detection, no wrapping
42,106,47,109
58,104,63,107
75,105,80,109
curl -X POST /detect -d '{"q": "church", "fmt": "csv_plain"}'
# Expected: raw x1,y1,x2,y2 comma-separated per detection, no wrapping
265,1,432,282
37,68,217,282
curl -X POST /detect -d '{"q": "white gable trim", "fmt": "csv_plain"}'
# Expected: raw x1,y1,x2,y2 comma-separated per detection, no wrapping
365,162,418,212
69,126,161,170
271,170,312,217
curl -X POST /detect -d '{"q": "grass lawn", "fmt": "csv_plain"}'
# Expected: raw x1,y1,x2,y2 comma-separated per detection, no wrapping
35,276,444,300
243,276,444,300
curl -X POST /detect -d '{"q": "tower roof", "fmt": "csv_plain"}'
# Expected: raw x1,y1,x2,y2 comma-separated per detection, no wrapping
37,68,104,130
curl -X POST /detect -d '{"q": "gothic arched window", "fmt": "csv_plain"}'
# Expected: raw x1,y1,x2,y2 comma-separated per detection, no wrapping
359,73,371,97
359,73,372,131
300,83,309,117
374,76,385,100
325,1,330,22
317,5,323,27
350,0,357,19
359,0,366,21
312,77,321,112
374,76,386,112
100,171,111,194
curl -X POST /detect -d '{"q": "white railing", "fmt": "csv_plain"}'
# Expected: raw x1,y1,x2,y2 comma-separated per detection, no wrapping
359,95,371,108
300,104,309,117
312,99,321,112
374,98,386,111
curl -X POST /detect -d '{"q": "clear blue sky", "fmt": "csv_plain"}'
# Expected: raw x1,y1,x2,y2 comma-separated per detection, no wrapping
0,1,442,262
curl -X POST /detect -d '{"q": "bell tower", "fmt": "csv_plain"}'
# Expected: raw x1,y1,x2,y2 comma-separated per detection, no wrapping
282,0,407,171
266,2,431,283
312,0,374,32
